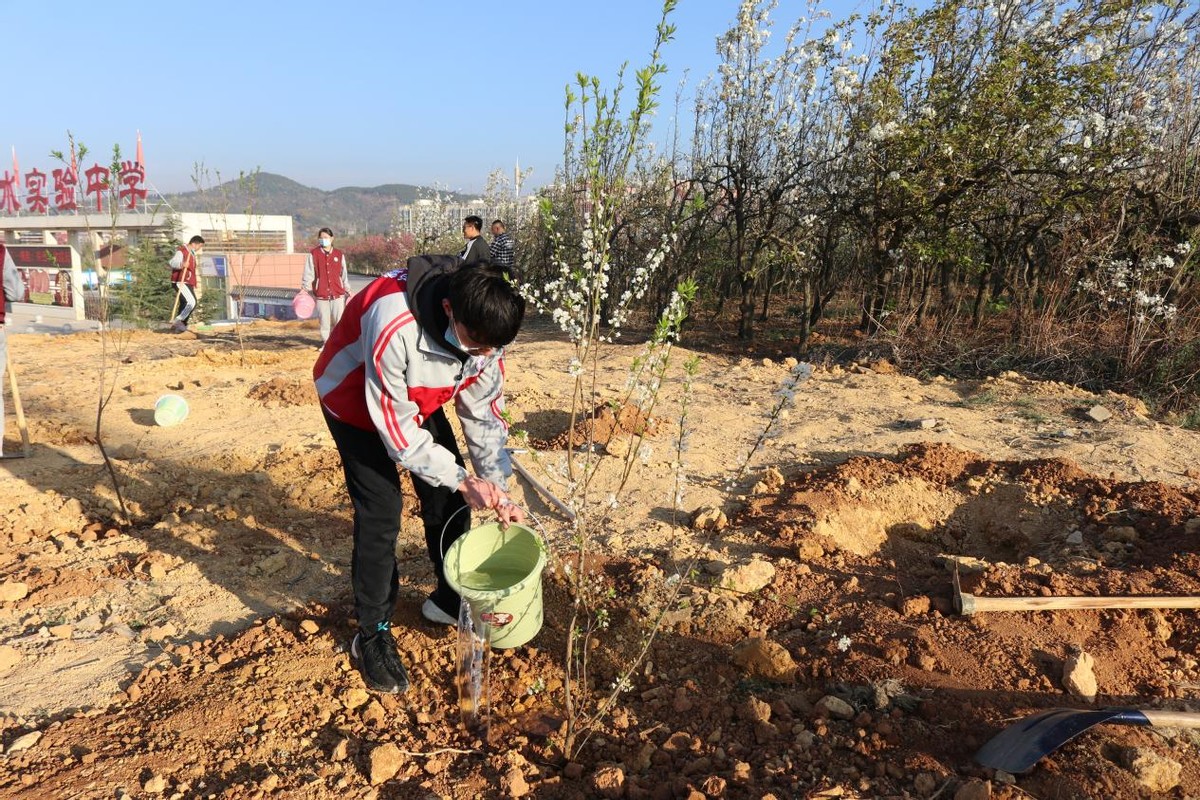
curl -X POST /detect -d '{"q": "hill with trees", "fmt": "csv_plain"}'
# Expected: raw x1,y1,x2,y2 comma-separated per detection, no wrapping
163,172,469,241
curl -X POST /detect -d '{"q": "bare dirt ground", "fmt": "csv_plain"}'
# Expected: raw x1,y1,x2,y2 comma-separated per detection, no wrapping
2,317,1200,799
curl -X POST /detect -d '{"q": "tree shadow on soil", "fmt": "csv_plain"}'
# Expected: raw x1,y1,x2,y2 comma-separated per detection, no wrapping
6,444,352,640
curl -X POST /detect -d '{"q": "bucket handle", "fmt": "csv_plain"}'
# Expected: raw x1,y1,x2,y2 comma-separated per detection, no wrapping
438,499,554,561
439,503,472,560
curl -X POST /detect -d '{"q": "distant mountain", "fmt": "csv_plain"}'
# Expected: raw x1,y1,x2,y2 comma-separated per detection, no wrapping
163,172,471,241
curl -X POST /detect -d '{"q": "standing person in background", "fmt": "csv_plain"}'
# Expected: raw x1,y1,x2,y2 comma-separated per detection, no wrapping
458,216,488,265
0,243,27,457
169,235,204,333
488,219,515,275
301,227,351,348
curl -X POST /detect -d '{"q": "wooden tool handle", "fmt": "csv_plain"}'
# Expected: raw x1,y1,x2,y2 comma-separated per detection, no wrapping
1140,710,1200,729
6,351,29,456
509,454,576,522
960,594,1200,615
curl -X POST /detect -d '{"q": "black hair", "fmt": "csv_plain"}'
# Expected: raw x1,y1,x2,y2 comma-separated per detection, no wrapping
318,227,334,238
188,235,205,245
491,219,505,229
448,263,525,348
463,215,483,232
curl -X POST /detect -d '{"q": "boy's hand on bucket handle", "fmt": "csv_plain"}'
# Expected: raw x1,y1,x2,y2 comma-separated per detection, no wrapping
495,497,525,529
458,476,502,511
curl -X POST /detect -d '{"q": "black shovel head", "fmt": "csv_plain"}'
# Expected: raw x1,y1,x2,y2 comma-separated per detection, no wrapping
975,707,1150,774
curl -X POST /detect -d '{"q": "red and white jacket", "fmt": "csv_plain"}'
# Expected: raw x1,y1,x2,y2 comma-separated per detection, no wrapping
313,258,511,490
169,245,198,286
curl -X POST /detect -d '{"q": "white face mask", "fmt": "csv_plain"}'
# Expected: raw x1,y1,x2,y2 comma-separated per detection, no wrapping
319,237,332,248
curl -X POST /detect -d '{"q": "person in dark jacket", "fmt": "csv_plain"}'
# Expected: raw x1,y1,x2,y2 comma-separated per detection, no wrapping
458,216,488,265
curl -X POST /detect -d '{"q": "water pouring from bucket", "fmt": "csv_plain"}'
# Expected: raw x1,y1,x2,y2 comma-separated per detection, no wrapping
442,513,547,734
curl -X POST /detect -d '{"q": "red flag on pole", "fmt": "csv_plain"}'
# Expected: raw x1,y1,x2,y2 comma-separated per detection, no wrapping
136,130,144,168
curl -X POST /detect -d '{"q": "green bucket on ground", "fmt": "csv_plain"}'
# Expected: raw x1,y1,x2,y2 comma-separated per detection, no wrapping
154,394,189,427
444,522,546,649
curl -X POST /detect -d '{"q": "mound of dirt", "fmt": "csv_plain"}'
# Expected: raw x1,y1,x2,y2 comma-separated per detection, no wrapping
247,377,318,407
534,401,656,451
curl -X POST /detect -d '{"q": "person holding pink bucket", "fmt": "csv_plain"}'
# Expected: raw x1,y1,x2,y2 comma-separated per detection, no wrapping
301,227,351,347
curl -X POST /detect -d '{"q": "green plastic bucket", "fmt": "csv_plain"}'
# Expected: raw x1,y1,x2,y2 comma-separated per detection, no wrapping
444,522,546,649
154,394,189,427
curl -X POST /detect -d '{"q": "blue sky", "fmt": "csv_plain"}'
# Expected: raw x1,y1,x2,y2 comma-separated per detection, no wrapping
6,0,867,195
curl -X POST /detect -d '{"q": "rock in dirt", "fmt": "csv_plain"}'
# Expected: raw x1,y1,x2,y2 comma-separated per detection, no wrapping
751,466,785,495
369,743,404,785
954,780,992,800
738,696,772,724
1119,746,1181,793
0,581,29,603
719,559,775,594
731,637,797,682
936,555,990,574
1103,525,1138,543
815,695,855,721
299,619,320,635
342,687,370,710
0,645,21,672
914,772,939,795
590,763,626,799
1086,404,1113,423
899,595,931,616
690,506,728,531
6,730,41,753
797,539,825,561
503,767,530,797
142,774,167,794
1148,611,1173,642
361,700,386,728
1062,650,1097,702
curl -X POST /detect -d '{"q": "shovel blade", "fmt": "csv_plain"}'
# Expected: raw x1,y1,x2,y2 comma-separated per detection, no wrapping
975,707,1151,774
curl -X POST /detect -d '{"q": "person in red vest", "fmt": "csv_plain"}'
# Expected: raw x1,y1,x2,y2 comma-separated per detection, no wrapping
169,235,204,333
301,227,351,347
1,243,28,457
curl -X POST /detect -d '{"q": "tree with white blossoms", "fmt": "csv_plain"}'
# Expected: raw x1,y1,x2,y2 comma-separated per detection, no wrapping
519,0,708,760
404,185,462,255
689,0,859,340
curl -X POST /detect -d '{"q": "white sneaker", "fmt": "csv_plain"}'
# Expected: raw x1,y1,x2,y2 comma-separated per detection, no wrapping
422,598,457,626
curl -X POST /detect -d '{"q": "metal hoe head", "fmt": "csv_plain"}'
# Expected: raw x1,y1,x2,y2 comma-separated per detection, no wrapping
975,707,1153,774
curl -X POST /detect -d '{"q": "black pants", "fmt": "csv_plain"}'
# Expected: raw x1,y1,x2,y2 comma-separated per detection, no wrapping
323,407,470,632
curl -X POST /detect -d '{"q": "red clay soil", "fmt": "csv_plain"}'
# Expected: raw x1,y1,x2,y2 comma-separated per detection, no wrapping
4,442,1200,799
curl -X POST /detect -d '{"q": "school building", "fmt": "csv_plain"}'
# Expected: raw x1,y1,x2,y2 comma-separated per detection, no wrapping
0,211,308,324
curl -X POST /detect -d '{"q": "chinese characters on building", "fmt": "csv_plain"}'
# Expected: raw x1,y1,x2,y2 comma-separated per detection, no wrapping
1,161,146,215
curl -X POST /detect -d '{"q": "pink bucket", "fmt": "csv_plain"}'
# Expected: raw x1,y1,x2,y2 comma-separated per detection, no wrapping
292,290,315,319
